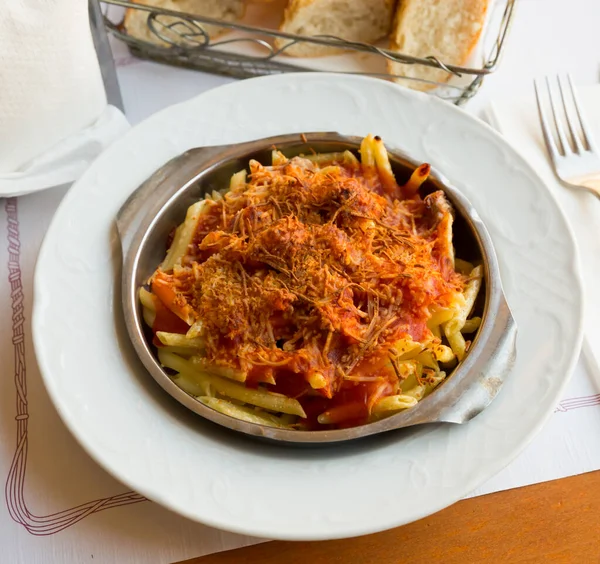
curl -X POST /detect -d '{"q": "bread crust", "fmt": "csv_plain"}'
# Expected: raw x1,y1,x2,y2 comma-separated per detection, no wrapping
123,0,245,46
387,0,489,91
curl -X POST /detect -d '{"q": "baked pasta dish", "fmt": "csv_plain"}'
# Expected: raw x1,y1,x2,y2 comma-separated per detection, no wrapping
139,135,483,430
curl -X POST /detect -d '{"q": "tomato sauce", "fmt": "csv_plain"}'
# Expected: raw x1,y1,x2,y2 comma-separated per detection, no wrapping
151,295,189,346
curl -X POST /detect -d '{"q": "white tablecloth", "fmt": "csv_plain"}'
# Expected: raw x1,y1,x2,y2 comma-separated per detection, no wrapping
1,0,599,562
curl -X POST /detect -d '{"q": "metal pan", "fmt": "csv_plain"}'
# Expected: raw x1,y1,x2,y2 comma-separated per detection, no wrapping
116,132,517,444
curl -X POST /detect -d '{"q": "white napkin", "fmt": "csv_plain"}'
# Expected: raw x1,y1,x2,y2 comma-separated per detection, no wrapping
487,86,600,374
0,0,129,196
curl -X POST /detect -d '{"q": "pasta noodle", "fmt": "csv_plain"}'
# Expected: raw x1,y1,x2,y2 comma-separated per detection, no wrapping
140,135,483,430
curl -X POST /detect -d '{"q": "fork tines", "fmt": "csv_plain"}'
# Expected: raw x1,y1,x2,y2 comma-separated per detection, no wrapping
534,74,596,158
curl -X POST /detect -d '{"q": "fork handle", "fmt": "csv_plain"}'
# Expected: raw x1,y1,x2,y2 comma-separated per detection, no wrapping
571,176,600,200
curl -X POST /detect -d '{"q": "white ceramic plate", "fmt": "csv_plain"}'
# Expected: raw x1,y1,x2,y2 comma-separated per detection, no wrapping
33,74,583,541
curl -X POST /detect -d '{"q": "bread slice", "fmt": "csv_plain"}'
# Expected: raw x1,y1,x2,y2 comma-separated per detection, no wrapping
276,0,396,58
388,0,488,91
123,0,245,47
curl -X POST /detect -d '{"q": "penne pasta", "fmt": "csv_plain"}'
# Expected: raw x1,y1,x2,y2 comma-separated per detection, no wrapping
156,331,205,349
159,351,306,418
446,330,467,361
427,307,455,329
403,163,431,197
271,150,288,166
424,371,446,395
444,265,483,360
186,319,204,339
416,350,439,371
160,345,202,357
401,384,426,401
211,377,307,418
372,136,398,194
139,287,156,312
372,395,418,415
229,169,247,191
342,150,360,167
142,305,155,329
198,397,293,429
391,337,423,360
189,355,246,383
161,199,210,272
173,372,212,397
303,151,348,165
462,317,482,334
139,287,157,327
454,258,474,274
359,134,376,169
431,344,455,364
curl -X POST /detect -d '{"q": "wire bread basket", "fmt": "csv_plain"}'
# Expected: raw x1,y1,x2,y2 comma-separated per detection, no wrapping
102,0,516,105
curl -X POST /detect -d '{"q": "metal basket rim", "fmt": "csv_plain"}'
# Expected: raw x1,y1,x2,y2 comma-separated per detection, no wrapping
102,0,516,77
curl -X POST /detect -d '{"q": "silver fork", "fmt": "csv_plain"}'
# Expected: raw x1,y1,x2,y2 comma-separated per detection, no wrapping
534,74,600,200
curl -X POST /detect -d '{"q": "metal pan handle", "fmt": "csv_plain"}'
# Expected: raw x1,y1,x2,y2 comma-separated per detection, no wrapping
116,146,223,258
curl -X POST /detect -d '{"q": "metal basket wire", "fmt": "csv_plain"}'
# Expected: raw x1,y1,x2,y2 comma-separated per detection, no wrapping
102,0,516,105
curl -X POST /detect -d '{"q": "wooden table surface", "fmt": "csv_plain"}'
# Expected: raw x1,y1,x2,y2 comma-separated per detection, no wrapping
178,470,600,564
